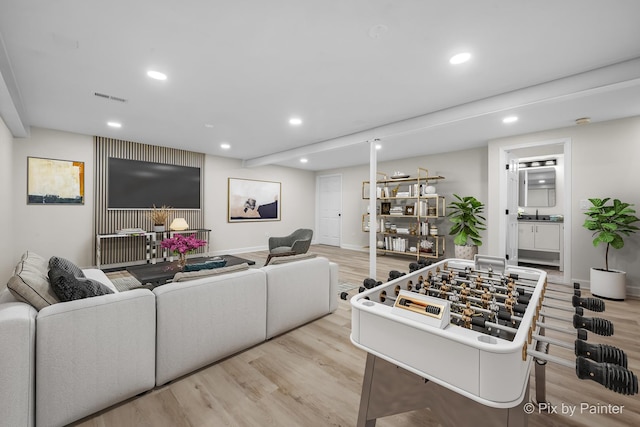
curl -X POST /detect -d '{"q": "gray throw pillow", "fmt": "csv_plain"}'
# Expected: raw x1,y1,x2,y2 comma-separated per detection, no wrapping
48,257,113,302
49,256,85,278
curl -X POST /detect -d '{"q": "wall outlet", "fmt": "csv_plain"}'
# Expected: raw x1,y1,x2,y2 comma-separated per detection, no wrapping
579,199,590,210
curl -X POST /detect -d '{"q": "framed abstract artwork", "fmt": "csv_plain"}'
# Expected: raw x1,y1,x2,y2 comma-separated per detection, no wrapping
228,178,281,222
27,157,85,204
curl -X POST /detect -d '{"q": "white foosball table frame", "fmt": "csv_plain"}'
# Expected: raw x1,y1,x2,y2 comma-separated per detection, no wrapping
351,256,546,426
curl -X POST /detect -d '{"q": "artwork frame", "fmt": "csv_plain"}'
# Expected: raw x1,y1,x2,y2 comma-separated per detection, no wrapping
380,202,391,215
228,178,281,222
27,157,85,205
404,205,415,216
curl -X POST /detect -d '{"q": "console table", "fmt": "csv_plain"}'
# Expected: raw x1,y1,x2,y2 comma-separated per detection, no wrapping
96,229,211,269
96,232,157,269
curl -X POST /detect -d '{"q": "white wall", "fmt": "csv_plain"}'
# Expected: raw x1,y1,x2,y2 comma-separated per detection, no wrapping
204,156,316,254
0,117,14,288
11,127,95,267
317,146,488,258
6,127,316,272
488,116,640,296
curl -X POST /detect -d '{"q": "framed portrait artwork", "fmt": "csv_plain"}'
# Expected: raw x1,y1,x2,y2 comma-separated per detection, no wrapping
27,157,85,204
228,178,281,222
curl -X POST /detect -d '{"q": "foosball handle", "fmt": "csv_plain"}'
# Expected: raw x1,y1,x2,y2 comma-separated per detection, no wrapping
573,314,614,336
575,339,628,367
576,356,638,395
572,295,605,312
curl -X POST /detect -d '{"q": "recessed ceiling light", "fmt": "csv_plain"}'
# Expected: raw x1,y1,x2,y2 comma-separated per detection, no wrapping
289,117,302,125
107,121,121,128
449,52,471,65
220,143,230,149
300,158,308,163
147,70,167,80
375,144,382,150
503,115,518,124
539,180,546,184
204,124,215,128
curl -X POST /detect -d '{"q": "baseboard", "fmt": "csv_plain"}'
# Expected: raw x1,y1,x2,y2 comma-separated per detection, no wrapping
340,243,367,252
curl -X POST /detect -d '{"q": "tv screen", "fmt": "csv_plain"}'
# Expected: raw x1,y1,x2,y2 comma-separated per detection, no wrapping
108,158,201,209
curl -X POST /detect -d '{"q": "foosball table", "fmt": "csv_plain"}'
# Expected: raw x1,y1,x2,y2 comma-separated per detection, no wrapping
350,256,637,426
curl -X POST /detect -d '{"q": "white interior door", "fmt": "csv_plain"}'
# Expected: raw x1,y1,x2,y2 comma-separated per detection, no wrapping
505,153,519,265
317,174,342,246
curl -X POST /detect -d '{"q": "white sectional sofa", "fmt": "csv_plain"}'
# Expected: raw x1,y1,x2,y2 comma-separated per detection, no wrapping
0,252,338,427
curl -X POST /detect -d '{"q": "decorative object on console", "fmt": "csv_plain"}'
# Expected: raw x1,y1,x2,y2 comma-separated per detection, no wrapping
447,194,486,260
169,217,189,230
27,157,85,205
583,198,639,300
148,205,171,231
160,234,207,270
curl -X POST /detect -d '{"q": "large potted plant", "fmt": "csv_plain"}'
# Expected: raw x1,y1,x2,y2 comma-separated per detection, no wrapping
447,194,486,260
583,198,639,300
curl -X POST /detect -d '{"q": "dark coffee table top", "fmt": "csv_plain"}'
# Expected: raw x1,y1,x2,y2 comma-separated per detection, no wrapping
126,254,255,286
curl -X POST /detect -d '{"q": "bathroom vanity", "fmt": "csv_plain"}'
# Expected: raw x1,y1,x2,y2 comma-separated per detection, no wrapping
517,217,563,271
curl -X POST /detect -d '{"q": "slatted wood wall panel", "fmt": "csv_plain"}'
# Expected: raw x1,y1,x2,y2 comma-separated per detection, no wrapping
94,137,205,267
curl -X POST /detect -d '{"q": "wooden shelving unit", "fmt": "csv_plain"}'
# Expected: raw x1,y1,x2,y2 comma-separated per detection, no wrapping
362,168,446,261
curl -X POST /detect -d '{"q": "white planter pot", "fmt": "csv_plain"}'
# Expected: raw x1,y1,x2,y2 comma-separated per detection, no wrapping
590,267,626,300
454,244,478,260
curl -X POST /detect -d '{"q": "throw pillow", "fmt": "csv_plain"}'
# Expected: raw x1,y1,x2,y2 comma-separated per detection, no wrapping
183,259,227,272
48,256,85,278
173,263,250,282
48,257,113,302
7,251,60,310
269,253,317,265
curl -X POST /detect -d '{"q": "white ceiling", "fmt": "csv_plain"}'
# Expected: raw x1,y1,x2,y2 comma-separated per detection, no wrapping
1,0,640,171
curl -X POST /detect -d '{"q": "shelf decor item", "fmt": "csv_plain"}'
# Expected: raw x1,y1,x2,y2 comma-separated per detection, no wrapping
147,205,171,231
169,217,189,231
447,194,486,260
160,233,207,270
583,198,639,300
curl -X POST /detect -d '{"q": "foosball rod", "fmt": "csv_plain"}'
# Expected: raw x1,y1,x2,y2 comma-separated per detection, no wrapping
526,350,638,396
539,311,614,336
537,320,588,340
532,334,628,367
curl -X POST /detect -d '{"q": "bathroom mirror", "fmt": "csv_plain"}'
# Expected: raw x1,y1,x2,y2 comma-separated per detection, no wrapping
518,167,556,207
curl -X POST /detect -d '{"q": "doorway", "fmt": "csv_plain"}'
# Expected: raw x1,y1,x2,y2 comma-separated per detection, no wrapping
316,174,342,246
500,138,572,284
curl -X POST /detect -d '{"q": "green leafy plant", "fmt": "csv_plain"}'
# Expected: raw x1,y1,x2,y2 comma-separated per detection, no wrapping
582,198,639,271
447,194,486,246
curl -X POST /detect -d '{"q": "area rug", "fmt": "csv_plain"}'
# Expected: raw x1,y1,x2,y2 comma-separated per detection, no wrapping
109,275,143,292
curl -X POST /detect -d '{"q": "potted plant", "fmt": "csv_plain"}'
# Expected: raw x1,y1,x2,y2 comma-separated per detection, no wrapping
447,194,486,260
147,205,171,232
583,198,639,300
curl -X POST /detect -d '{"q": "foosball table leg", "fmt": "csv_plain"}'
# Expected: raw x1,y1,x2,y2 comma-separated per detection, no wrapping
357,353,530,427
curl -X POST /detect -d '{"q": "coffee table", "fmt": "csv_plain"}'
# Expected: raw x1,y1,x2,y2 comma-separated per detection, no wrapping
126,254,255,287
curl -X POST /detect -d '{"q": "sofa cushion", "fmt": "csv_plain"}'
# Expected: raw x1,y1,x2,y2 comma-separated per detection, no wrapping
48,257,113,302
7,251,60,310
269,252,317,265
173,263,249,282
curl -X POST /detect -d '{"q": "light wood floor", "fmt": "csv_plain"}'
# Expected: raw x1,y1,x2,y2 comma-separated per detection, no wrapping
76,245,639,426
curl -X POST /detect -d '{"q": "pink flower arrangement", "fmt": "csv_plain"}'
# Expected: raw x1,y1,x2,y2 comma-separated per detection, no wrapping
160,233,206,254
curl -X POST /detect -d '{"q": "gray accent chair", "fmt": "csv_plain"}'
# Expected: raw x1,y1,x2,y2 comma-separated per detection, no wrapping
266,229,313,265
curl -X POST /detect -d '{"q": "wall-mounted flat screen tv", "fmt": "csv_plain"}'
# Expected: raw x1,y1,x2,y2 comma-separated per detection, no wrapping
108,158,201,209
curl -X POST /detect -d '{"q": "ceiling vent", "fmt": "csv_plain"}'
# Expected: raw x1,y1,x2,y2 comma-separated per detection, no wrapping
94,92,127,103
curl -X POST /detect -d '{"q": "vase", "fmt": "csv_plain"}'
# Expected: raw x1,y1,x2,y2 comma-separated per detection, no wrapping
177,253,187,270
